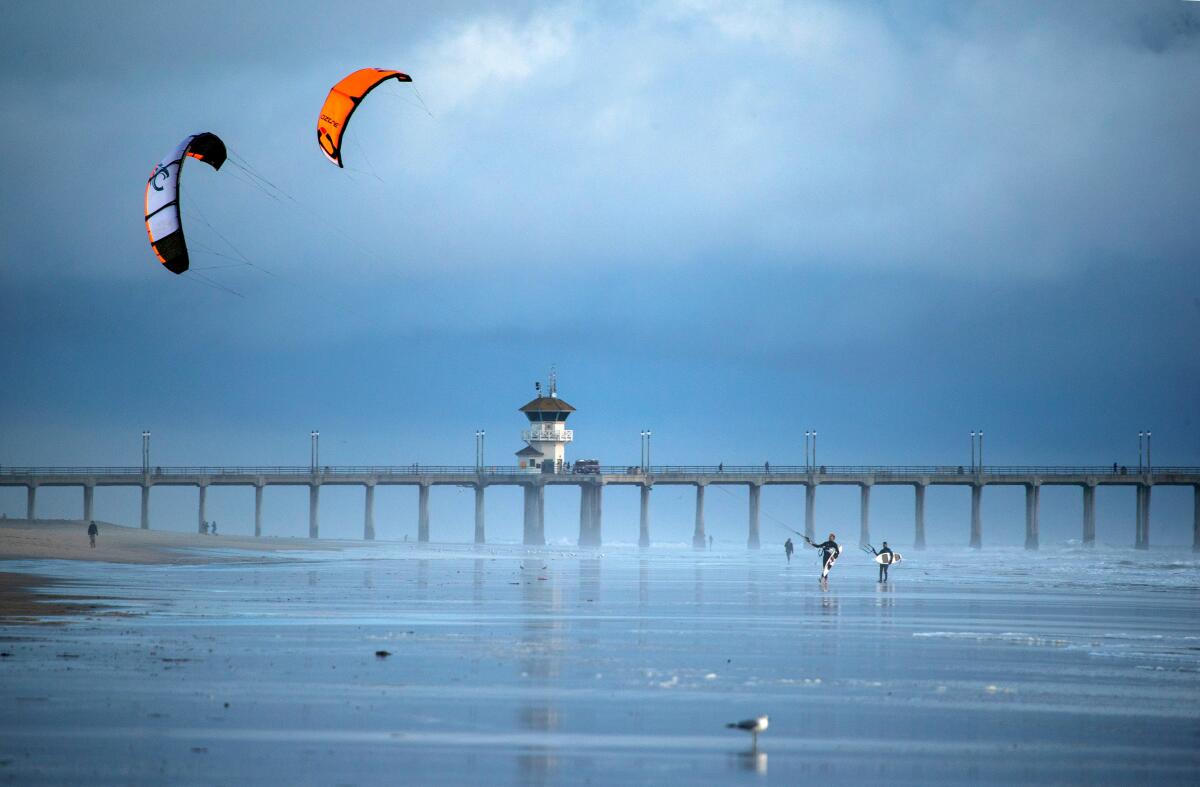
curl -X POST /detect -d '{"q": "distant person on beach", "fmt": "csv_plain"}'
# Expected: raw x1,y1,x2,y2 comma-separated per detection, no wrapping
211,521,217,535
87,521,98,548
708,535,713,550
784,538,794,563
809,533,840,582
870,541,893,582
201,520,209,535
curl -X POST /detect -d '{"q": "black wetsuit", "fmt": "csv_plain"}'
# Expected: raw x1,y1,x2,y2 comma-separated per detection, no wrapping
87,522,98,548
812,540,839,579
872,546,893,581
784,539,794,562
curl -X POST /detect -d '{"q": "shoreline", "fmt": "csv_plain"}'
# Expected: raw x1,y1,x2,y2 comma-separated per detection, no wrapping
0,519,342,565
0,519,351,623
0,571,109,623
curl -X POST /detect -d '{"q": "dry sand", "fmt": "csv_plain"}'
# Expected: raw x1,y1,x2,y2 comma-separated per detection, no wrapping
0,519,343,623
0,519,336,565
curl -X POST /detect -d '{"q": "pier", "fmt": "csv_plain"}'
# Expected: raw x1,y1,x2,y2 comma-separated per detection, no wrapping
3,465,1198,550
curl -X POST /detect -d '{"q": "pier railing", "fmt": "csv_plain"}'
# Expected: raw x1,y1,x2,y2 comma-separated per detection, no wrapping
2,465,1197,478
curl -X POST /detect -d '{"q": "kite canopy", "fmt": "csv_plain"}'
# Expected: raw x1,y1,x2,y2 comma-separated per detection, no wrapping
144,132,227,274
317,68,411,168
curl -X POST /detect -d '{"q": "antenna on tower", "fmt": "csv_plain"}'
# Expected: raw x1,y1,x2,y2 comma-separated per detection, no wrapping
549,364,558,397
535,381,542,396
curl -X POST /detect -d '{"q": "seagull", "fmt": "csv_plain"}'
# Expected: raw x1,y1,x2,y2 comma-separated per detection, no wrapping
726,715,769,750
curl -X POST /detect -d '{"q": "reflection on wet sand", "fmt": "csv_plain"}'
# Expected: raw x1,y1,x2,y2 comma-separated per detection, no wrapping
473,558,485,605
417,559,429,594
731,750,768,774
518,559,566,784
638,559,649,610
579,558,600,604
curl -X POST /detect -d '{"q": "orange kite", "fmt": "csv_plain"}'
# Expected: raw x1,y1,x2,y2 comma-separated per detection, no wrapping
317,68,412,168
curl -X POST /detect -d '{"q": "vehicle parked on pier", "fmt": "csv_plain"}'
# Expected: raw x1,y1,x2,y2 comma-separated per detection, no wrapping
572,459,600,475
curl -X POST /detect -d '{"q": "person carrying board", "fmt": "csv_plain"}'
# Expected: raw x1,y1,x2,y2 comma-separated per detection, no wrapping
870,541,893,582
805,533,841,583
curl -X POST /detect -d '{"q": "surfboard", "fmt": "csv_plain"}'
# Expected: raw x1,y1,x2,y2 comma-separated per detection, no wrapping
821,544,842,579
874,552,902,565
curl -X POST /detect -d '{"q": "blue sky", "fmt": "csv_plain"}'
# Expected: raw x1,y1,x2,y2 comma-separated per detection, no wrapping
2,1,1197,544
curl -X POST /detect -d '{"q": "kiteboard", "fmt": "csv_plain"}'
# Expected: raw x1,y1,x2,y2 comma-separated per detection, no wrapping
873,552,902,566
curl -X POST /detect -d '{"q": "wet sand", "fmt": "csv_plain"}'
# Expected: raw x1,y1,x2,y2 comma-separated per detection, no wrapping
0,542,1197,785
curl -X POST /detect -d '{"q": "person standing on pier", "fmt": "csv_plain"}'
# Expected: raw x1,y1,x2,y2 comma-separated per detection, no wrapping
808,533,841,582
87,521,98,548
784,538,794,563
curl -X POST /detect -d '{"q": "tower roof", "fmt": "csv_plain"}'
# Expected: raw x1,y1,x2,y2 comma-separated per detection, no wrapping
515,445,543,457
519,395,575,413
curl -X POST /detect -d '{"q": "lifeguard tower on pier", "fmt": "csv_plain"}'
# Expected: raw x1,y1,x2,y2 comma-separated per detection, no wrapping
515,371,574,472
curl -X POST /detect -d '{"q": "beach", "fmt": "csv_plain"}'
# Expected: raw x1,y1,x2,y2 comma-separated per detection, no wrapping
1,522,1198,785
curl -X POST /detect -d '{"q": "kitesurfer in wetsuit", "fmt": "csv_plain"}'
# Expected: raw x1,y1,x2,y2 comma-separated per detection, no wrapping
809,533,840,581
784,538,794,563
871,541,893,582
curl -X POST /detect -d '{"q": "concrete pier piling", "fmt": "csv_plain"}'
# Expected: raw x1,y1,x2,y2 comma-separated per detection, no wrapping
308,484,320,539
26,485,36,520
198,484,208,534
140,484,150,530
859,484,871,547
693,484,707,549
1135,484,1151,550
576,485,588,545
1083,484,1095,546
474,485,485,544
1193,485,1199,553
1024,483,1040,550
364,483,375,541
804,484,816,542
914,483,926,550
970,484,983,549
418,483,430,543
254,483,263,538
83,484,94,523
747,484,761,549
578,483,601,547
524,484,546,546
639,485,651,548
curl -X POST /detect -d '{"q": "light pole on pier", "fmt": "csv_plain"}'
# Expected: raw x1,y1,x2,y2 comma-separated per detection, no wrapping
979,430,984,471
640,430,652,471
310,430,320,471
1139,431,1152,473
804,431,812,471
1147,431,1152,472
141,430,151,473
970,431,976,472
475,429,486,470
1138,431,1144,472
